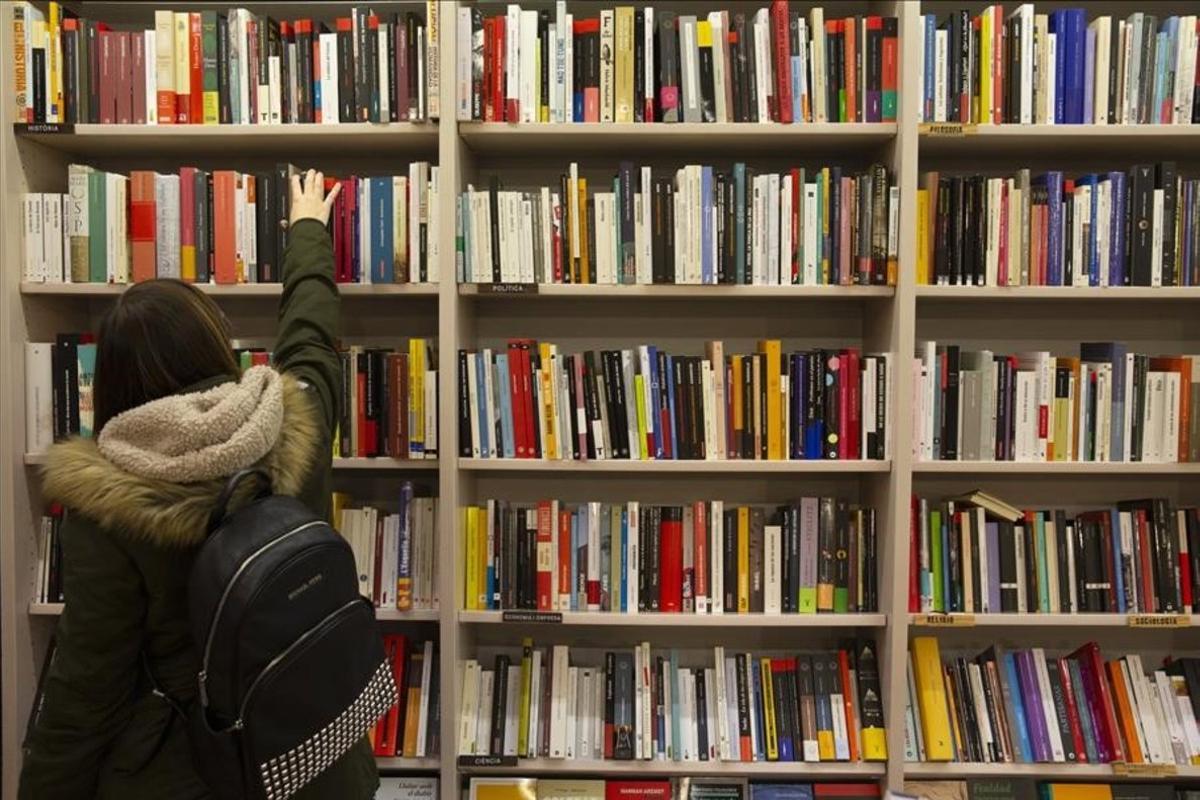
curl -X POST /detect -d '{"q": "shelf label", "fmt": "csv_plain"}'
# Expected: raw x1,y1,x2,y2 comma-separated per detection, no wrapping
1111,762,1178,777
918,123,978,137
457,755,519,768
920,613,976,627
501,610,563,624
14,123,74,134
480,283,539,295
1127,614,1191,628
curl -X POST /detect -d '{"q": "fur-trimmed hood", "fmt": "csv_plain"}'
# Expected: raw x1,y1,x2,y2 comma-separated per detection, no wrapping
41,372,322,548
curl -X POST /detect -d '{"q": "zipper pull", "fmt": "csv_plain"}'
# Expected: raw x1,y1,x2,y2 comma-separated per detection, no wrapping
198,670,209,707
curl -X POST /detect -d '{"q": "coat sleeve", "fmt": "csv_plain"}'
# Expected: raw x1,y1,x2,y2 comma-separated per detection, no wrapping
273,218,342,435
19,519,146,799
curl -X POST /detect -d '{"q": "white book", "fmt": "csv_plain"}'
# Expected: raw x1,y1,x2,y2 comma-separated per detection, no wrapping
41,193,61,282
564,666,578,758
109,173,128,283
1154,671,1189,764
1148,372,1166,463
458,9,474,120
587,503,601,610
600,10,615,123
643,8,655,122
578,668,593,758
627,501,639,613
1047,32,1058,124
621,349,638,461
1019,5,1035,123
476,669,495,755
505,5,521,120
1014,522,1027,612
641,643,654,759
553,2,567,122
1030,648,1066,761
1093,16,1111,123
1179,18,1198,124
520,196,535,284
156,174,180,279
831,672,850,760
764,524,781,614
701,361,716,460
1045,516,1059,612
527,649,543,757
1164,372,1181,463
680,16,700,122
803,182,818,284
377,28,390,122
520,10,538,124
564,13,574,122
425,0,440,119
594,670,605,759
640,166,653,282
934,30,948,122
319,33,338,123
780,175,792,286
767,172,781,285
681,670,695,760
1172,674,1200,761
704,667,718,760
713,647,730,759
709,13,727,122
726,657,744,758
710,502,724,615
753,11,771,122
1151,188,1164,286
809,8,827,122
25,343,53,453
1129,655,1169,763
415,640,433,756
549,646,569,757
1118,658,1153,761
502,668,520,755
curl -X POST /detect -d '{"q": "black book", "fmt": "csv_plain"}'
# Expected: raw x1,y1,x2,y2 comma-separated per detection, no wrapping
695,668,709,760
747,13,762,121
603,652,616,753
633,10,645,122
86,21,101,123
254,172,276,282
1156,498,1182,612
538,11,550,122
945,506,961,612
698,26,716,123
950,658,980,760
31,48,45,124
647,506,662,610
490,654,510,755
527,345,543,459
613,653,635,759
195,170,211,283
337,17,355,122
1164,658,1200,720
723,508,738,612
692,357,708,459
216,14,231,124
943,345,960,460
734,653,752,750
772,659,796,761
998,521,1018,611
655,351,671,453
370,350,386,455
563,354,581,459
488,176,502,282
855,640,885,748
1054,509,1071,612
973,175,987,284
948,176,964,284
583,351,602,459
76,19,91,124
863,509,878,611
834,499,850,605
873,356,887,460
817,498,835,605
731,13,748,123
783,506,799,614
354,8,372,121
823,351,839,459
296,21,313,122
658,11,679,122
458,351,472,456
671,357,687,459
1129,354,1147,460
1128,164,1155,286
749,507,765,613
1081,515,1106,611
1158,162,1178,285
406,13,421,120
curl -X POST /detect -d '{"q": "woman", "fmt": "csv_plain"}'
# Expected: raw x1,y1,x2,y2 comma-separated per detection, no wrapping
19,171,379,799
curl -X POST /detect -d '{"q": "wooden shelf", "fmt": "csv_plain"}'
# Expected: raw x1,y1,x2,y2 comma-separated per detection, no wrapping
916,285,1200,300
23,453,439,470
919,123,1200,157
458,122,898,154
913,461,1200,475
904,762,1200,780
459,458,890,474
460,610,887,628
908,613,1198,629
459,284,894,299
31,602,439,622
374,757,441,770
28,603,62,616
21,282,438,297
457,757,887,776
13,122,438,156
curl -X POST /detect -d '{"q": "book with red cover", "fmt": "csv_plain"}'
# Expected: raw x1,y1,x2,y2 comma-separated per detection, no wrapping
356,352,369,456
129,171,157,283
131,30,146,123
813,785,880,799
558,509,572,606
843,348,861,459
908,496,921,612
693,501,708,610
189,12,203,124
98,30,116,124
519,341,538,457
605,782,671,800
578,18,601,122
770,0,792,123
865,16,883,122
507,340,528,457
881,17,897,121
115,31,132,124
536,500,554,610
659,506,683,612
212,170,238,284
373,634,408,755
837,649,859,762
1068,641,1124,763
1056,657,1087,762
493,15,507,122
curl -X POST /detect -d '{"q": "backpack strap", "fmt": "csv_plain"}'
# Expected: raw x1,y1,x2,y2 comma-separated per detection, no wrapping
206,469,273,536
141,652,189,719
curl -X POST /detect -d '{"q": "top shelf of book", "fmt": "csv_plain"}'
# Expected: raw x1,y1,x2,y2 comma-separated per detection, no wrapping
919,124,1200,159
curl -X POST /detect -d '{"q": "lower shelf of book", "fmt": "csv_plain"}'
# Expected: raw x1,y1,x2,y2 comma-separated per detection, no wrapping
459,611,887,629
907,613,1200,630
456,758,887,777
458,459,890,474
375,757,441,771
903,762,1200,780
30,602,439,623
21,453,439,470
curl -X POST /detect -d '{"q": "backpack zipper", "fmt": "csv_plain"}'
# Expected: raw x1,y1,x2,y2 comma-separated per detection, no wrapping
233,598,365,727
198,520,324,708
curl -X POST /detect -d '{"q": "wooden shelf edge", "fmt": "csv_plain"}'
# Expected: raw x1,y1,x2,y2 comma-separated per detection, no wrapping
374,757,441,770
919,123,1200,138
20,282,438,297
24,453,437,469
908,613,1198,629
916,286,1200,299
457,758,887,776
912,461,1200,474
904,762,1200,780
458,458,890,474
460,611,887,627
32,602,440,622
459,121,898,137
459,284,894,298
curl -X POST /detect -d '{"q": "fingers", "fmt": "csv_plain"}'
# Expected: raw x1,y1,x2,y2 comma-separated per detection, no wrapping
324,181,342,213
290,173,302,199
304,168,317,196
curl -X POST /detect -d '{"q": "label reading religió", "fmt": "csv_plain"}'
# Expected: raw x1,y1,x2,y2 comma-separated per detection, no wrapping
501,610,563,624
1127,613,1191,628
480,282,539,294
920,613,976,627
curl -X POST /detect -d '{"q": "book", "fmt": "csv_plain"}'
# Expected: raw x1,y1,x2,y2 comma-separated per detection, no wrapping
332,486,438,611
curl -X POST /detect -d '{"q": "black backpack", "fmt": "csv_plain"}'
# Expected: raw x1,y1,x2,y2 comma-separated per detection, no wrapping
183,469,397,800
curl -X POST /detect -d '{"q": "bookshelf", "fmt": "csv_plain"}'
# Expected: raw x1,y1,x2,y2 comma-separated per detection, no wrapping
2,1,1198,797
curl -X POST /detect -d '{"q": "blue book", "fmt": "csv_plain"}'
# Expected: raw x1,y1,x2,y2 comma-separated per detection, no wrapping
751,659,765,761
701,166,714,284
790,56,802,124
1083,25,1095,124
734,163,747,284
665,355,678,459
1080,341,1128,460
1044,172,1064,285
1050,11,1068,123
574,83,584,123
1067,658,1100,763
805,355,823,459
1067,9,1087,123
791,353,805,459
620,509,628,612
1107,172,1127,286
1110,507,1127,612
495,354,516,458
475,351,491,458
1001,651,1035,762
647,346,664,459
923,15,936,120
571,510,583,611
751,785,812,800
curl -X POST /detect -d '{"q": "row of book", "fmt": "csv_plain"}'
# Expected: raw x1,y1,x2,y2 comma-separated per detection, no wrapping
458,163,898,287
453,3,898,125
33,506,64,605
370,636,439,759
24,336,94,454
457,640,886,764
909,491,1200,616
912,342,1200,463
20,162,439,285
468,778,883,800
334,343,438,461
458,341,891,462
332,487,437,613
915,163,1200,287
907,637,1200,768
919,7,1200,125
902,781,1200,800
10,2,440,125
460,499,878,615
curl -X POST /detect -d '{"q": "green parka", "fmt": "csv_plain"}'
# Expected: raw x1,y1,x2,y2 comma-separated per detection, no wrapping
18,219,379,799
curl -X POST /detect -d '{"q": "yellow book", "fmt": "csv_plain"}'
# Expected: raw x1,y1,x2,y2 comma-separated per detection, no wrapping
820,168,831,283
911,637,955,761
634,375,648,460
731,356,744,447
614,7,635,123
760,657,778,760
979,8,992,125
536,780,605,800
1041,786,1113,800
517,638,534,756
331,491,350,530
539,343,557,458
758,340,782,459
578,178,590,283
478,507,491,608
471,778,538,800
410,339,425,455
48,3,61,122
916,189,930,284
737,507,750,612
464,506,480,610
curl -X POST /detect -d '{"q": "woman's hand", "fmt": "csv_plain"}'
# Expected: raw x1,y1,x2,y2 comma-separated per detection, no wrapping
289,168,341,227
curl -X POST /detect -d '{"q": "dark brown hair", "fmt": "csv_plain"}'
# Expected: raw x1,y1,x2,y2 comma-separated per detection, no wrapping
94,279,240,435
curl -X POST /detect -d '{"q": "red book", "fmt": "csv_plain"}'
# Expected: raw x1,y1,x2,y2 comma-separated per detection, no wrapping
770,0,792,123
374,635,408,755
98,30,116,124
1056,657,1087,761
131,29,146,124
343,175,358,281
356,356,369,456
578,18,601,122
251,352,269,367
573,357,589,460
482,17,494,121
129,171,157,282
1136,510,1156,611
659,507,683,612
212,170,238,284
842,17,857,123
881,18,897,121
507,341,528,457
493,16,507,122
992,6,1003,125
812,785,880,799
558,509,572,606
188,12,203,124
536,500,553,610
837,649,859,762
909,496,921,612
693,501,708,610
1181,511,1194,609
394,18,409,122
115,31,132,124
605,782,671,800
836,350,850,460
843,348,860,459
518,341,538,456
1069,641,1125,763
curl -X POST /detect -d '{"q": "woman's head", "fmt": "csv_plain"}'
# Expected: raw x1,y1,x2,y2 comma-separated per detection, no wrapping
94,279,239,434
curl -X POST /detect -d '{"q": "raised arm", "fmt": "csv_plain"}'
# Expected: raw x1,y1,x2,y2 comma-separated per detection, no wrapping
273,170,343,433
